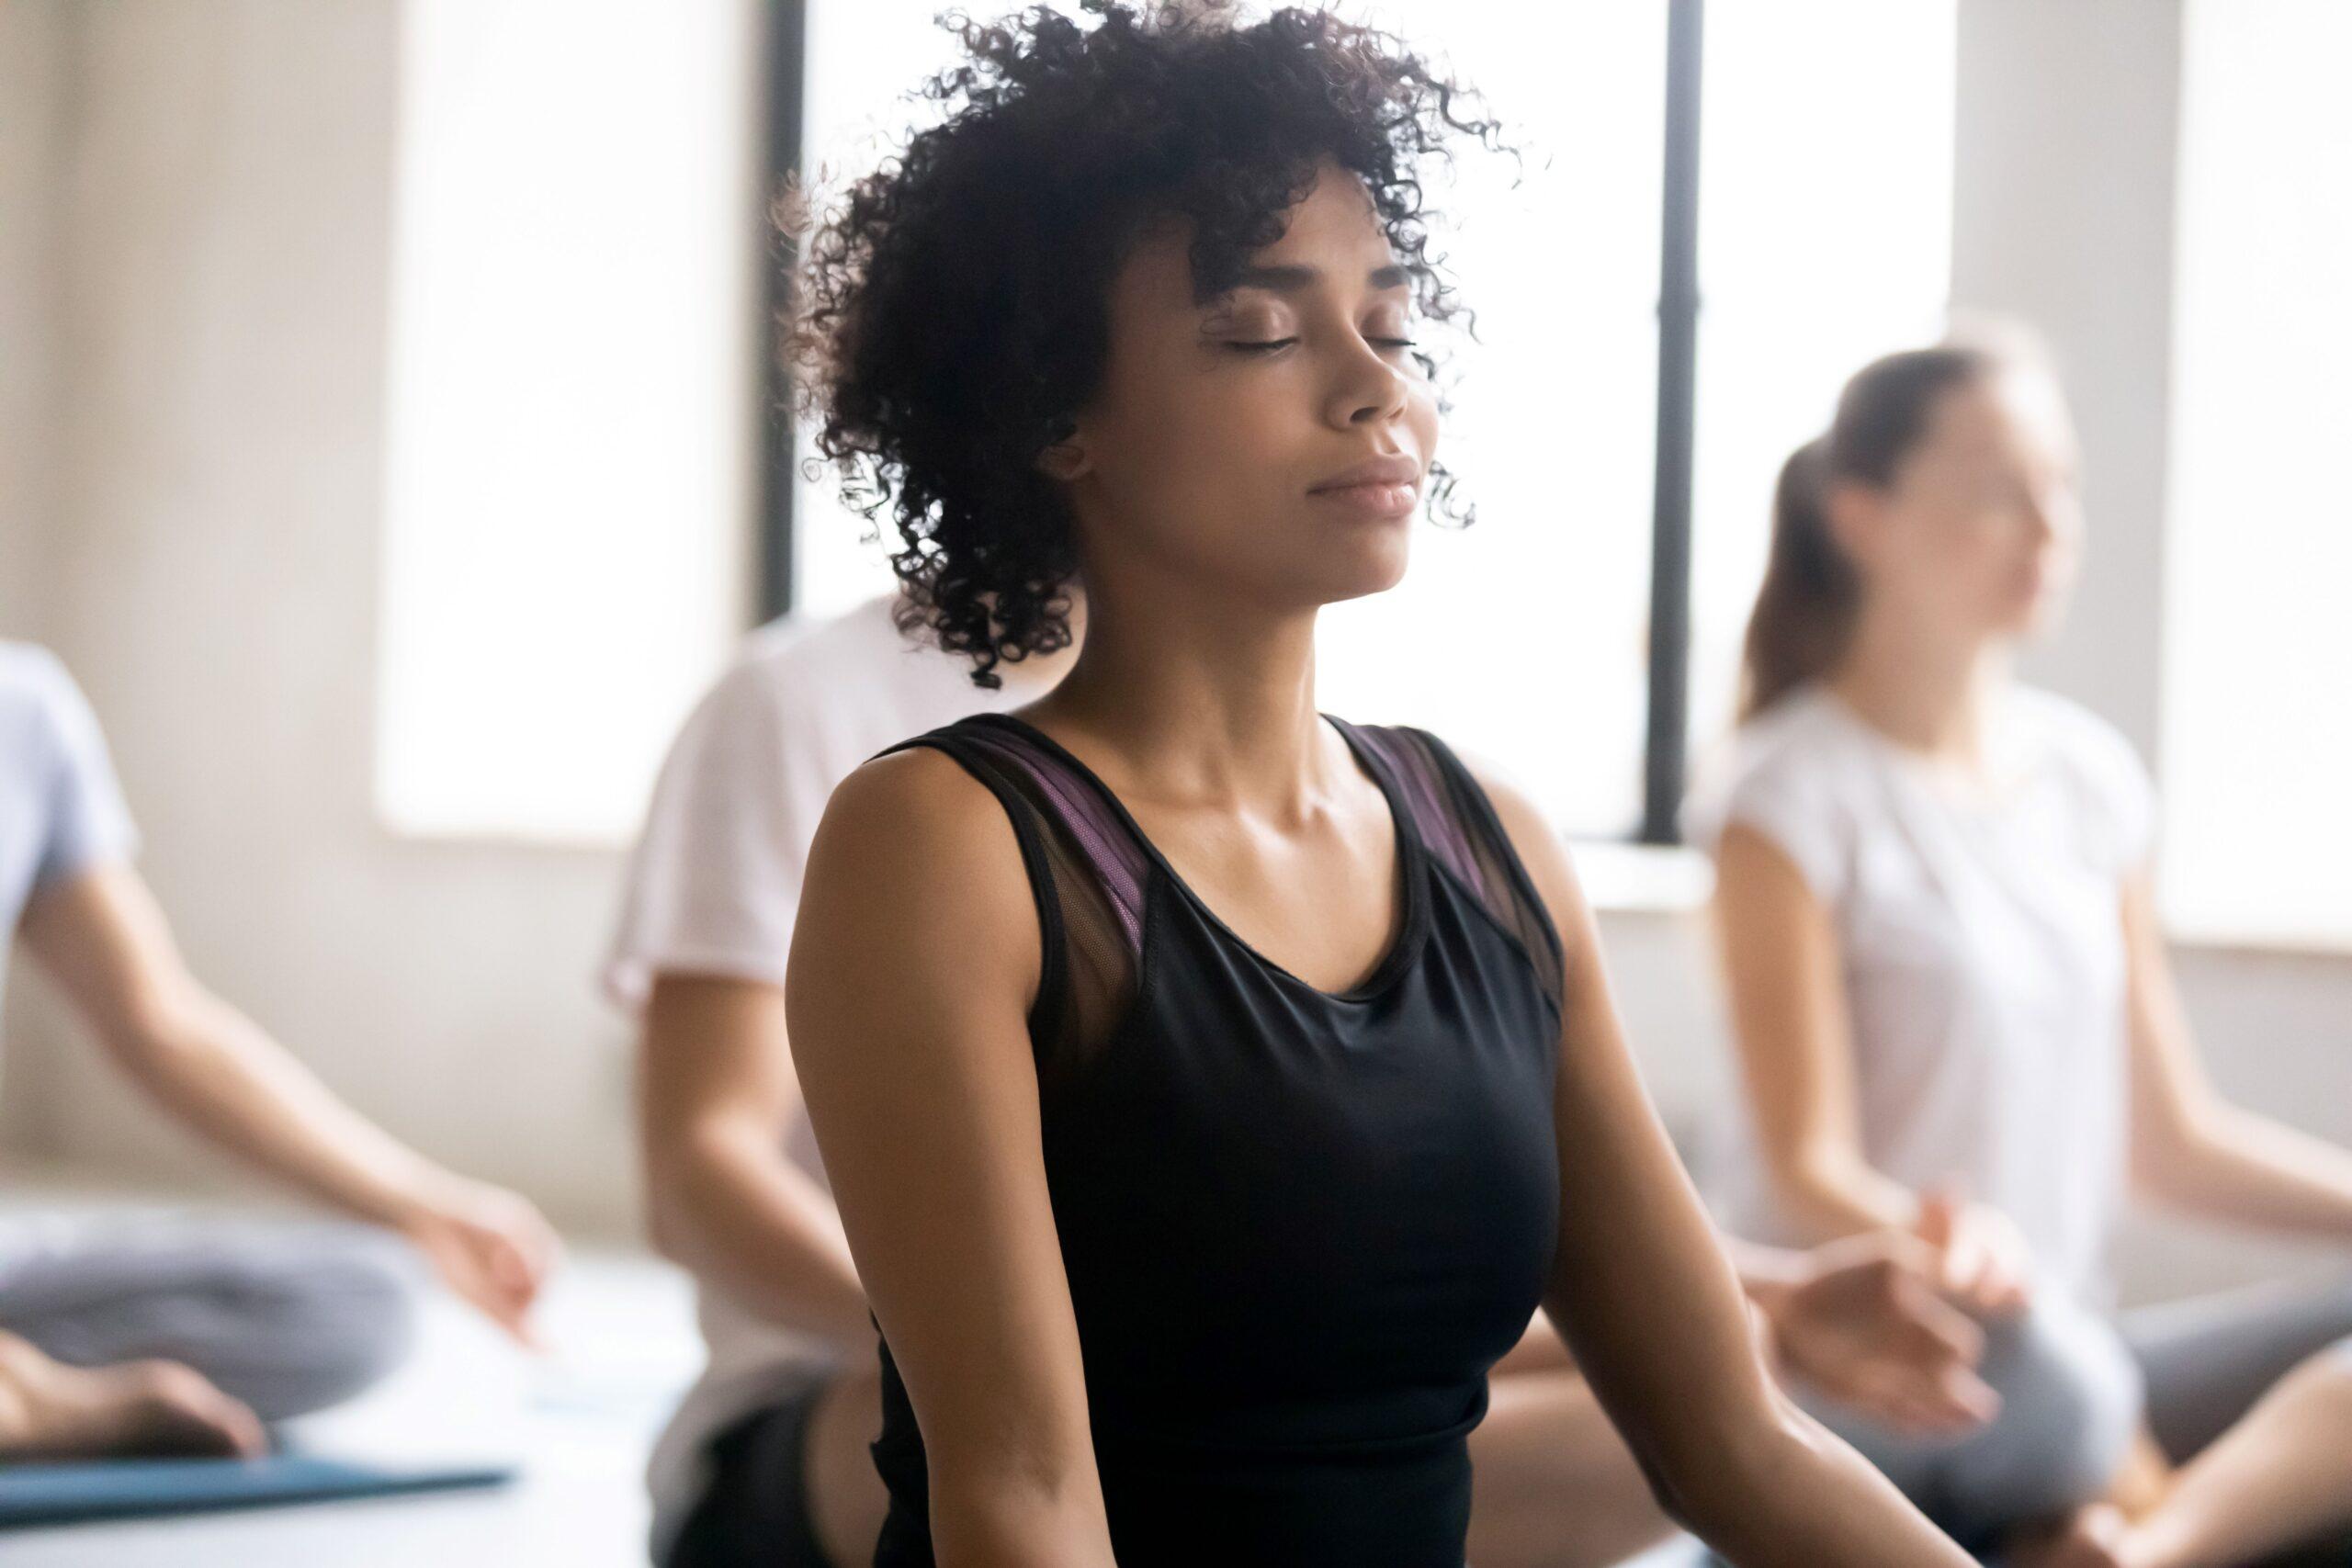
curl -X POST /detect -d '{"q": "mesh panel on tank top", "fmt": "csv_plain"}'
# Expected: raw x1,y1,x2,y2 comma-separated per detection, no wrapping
878,716,1144,1086
882,712,1565,1076
1329,718,1566,1016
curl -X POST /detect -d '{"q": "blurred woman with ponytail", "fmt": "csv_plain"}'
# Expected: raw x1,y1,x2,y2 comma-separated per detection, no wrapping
1688,335,2352,1567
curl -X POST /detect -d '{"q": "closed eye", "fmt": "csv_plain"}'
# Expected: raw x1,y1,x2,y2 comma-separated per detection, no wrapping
1226,335,1419,355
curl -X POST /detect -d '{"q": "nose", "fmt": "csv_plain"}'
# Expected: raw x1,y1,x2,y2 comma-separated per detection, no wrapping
2023,496,2055,545
2026,480,2080,547
1325,338,1411,430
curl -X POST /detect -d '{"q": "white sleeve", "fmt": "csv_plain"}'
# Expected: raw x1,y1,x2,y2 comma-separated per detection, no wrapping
2062,710,2160,879
1682,733,1853,908
600,663,825,1013
30,652,140,890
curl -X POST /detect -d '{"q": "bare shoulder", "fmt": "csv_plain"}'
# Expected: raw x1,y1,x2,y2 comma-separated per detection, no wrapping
794,743,1044,1010
814,742,1009,857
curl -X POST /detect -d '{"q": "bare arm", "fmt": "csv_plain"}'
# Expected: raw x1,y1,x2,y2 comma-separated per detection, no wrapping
635,973,871,1348
2122,872,2352,1239
1487,776,1973,1566
1709,824,1918,1237
787,750,1115,1568
17,863,560,1341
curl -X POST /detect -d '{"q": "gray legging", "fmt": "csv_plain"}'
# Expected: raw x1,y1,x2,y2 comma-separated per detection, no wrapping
0,1213,418,1425
1799,1272,2352,1562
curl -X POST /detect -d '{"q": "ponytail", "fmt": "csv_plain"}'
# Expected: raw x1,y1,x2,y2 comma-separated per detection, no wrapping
1736,343,2010,722
1739,437,1857,720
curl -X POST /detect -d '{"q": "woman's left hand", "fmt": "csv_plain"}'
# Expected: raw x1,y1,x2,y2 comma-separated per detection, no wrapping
1763,1228,2000,1435
400,1179,563,1347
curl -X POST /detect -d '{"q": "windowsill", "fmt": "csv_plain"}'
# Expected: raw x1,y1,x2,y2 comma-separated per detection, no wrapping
371,815,633,858
2155,922,2352,962
1560,839,2352,957
1567,839,1715,917
366,816,2352,960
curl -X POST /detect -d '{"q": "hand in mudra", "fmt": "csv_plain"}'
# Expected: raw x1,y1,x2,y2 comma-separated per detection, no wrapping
400,1179,563,1348
1766,1225,2002,1436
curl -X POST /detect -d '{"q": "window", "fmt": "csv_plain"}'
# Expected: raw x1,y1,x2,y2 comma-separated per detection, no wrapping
1686,1,1956,769
1312,2,1669,840
2161,0,2352,949
377,0,760,842
776,1,1955,841
782,1,1042,622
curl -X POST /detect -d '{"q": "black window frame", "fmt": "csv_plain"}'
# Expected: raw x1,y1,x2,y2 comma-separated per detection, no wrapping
755,0,1706,846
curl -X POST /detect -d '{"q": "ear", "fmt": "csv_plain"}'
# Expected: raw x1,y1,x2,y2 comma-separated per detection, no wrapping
1820,476,1883,567
1035,419,1092,484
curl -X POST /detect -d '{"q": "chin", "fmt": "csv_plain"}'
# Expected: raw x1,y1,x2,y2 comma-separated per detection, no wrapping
1312,534,1413,606
1997,596,2064,644
2030,581,2080,634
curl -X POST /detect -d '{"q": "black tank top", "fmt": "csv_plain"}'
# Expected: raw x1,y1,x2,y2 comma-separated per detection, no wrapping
868,712,1566,1568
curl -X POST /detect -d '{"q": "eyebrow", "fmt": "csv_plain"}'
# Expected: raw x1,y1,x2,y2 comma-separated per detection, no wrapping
1228,262,1411,294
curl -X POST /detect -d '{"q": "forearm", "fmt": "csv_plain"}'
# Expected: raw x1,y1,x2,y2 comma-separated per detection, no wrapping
1765,1149,1917,1242
931,1479,1119,1568
1509,1246,1804,1380
647,1131,873,1348
1682,1397,1974,1567
2145,1105,2352,1241
113,988,447,1227
1722,1237,1805,1317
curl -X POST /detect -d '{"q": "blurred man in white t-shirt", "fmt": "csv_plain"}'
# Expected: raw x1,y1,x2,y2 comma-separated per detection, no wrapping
606,592,1080,1568
0,643,559,1461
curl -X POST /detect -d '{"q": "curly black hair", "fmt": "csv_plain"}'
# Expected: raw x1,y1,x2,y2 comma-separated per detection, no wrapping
784,0,1509,686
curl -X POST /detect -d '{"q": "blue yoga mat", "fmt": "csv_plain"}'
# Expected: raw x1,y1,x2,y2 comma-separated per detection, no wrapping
0,1452,515,1529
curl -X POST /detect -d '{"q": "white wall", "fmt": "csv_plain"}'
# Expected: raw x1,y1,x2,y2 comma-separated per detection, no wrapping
0,0,63,649
1953,0,2181,758
0,0,69,1153
0,1,643,1235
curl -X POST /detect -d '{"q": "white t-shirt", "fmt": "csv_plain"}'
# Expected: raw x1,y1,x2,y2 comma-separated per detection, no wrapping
1682,682,2157,1307
3,644,140,1021
603,594,1029,1563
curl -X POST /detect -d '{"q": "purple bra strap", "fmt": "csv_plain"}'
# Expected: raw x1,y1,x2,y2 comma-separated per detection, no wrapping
959,722,1152,954
1332,721,1488,905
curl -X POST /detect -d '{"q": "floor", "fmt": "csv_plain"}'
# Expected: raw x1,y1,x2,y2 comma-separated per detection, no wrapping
0,1165,703,1567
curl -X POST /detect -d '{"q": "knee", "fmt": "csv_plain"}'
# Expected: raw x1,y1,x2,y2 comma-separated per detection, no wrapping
1948,1296,2145,1521
288,1237,421,1402
2284,1334,2352,1416
226,1233,421,1419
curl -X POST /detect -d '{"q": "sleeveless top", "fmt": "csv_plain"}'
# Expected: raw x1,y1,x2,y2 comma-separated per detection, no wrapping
868,712,1567,1568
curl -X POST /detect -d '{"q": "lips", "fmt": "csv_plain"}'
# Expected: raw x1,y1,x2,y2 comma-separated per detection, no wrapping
1306,453,1422,522
1308,453,1423,494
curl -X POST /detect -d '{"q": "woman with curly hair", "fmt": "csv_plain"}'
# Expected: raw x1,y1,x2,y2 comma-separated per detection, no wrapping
774,5,1983,1564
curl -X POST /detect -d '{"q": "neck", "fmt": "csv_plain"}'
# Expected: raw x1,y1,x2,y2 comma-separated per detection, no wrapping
1034,573,1335,814
1826,606,2010,763
992,590,1089,694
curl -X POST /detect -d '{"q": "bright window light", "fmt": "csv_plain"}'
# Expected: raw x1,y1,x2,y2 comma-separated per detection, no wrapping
1686,0,1957,760
2162,0,2352,949
1313,1,1668,838
377,0,758,843
789,4,1094,619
